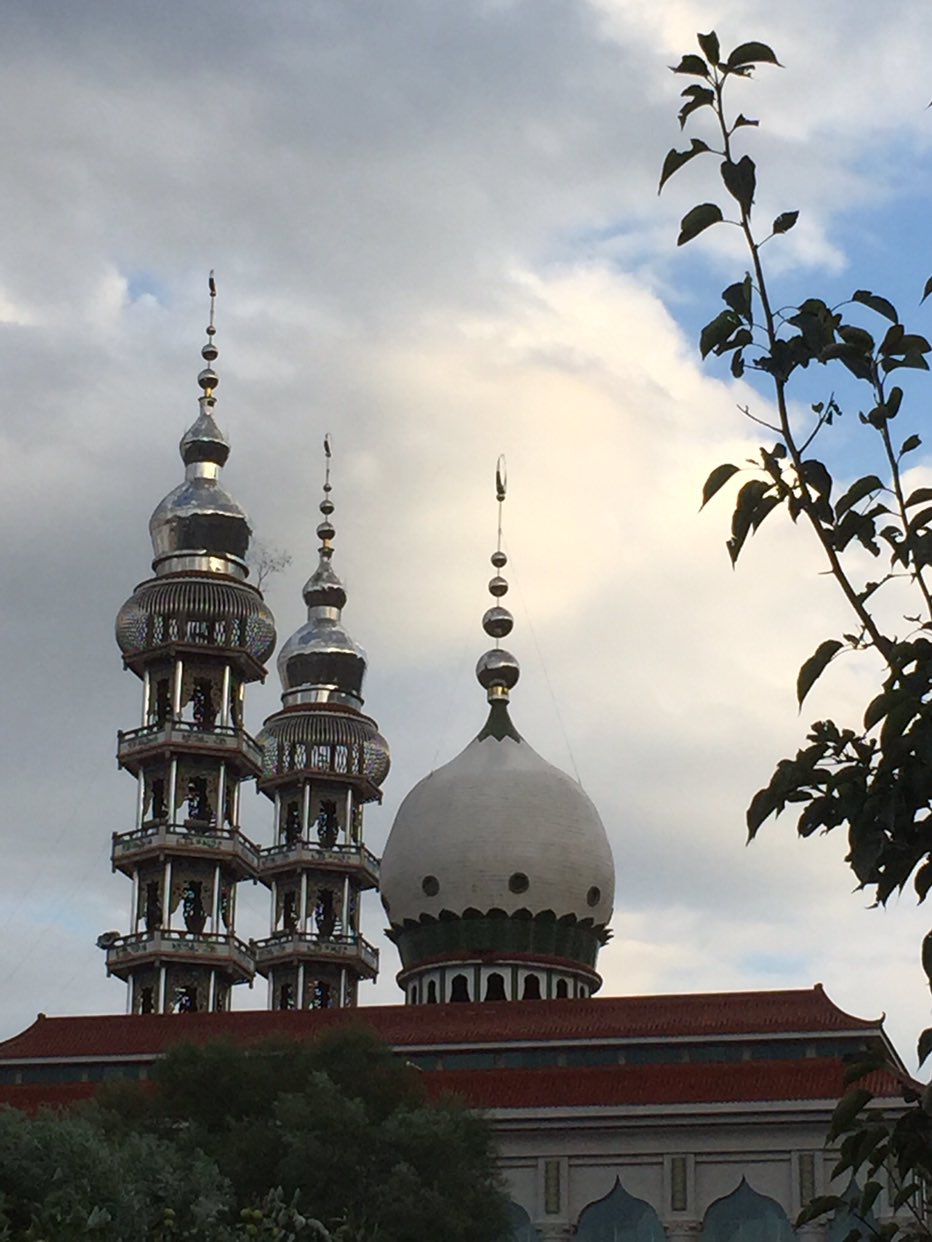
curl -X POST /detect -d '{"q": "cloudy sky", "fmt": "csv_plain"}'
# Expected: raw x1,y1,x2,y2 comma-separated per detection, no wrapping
1,0,931,1069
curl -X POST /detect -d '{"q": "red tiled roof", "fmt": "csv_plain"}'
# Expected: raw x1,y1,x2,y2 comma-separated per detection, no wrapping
425,1060,906,1109
0,986,877,1062
0,1060,905,1116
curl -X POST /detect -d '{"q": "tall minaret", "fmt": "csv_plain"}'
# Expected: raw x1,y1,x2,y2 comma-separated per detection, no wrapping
107,276,276,1015
381,460,615,1005
254,437,389,1010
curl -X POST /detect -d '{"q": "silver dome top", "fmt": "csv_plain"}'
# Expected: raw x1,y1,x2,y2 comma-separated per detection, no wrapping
278,436,369,709
148,273,253,580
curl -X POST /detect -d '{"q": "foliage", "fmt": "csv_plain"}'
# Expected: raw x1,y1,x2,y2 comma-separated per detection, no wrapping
661,31,932,1241
248,539,293,591
96,1026,509,1242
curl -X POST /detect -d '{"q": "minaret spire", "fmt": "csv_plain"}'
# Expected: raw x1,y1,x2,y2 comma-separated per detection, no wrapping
254,433,389,1011
109,275,277,1015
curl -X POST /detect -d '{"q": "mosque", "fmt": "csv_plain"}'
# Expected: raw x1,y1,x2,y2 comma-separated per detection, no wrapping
0,292,911,1241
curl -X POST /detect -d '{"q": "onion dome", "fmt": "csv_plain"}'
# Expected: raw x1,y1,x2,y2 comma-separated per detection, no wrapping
258,437,390,795
276,437,370,710
116,275,276,668
148,273,252,580
380,459,615,995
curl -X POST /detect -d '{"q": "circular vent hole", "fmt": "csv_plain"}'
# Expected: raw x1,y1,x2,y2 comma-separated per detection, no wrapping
422,875,439,897
586,885,601,907
508,872,529,894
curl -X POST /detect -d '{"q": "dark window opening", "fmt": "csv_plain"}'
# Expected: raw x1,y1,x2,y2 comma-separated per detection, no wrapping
144,881,161,931
191,679,217,729
508,871,529,894
139,986,155,1014
411,984,420,1005
284,801,301,846
151,778,167,821
279,982,295,1010
187,777,212,824
175,986,198,1013
154,679,171,725
427,979,438,1004
282,891,298,932
182,881,206,934
450,974,470,1003
317,800,339,848
555,979,569,999
315,889,336,939
311,980,332,1009
522,974,542,1000
484,972,507,1002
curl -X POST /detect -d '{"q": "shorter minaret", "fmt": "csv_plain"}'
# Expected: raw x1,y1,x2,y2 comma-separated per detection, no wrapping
381,460,615,1005
107,276,276,1014
254,438,389,1009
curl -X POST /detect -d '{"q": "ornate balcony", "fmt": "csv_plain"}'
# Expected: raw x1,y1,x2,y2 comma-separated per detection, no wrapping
105,929,255,983
258,841,380,889
253,931,379,980
111,823,260,880
116,721,263,777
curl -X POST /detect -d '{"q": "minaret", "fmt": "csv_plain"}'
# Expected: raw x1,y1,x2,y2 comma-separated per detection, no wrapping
380,460,615,1005
254,437,389,1010
106,275,276,1014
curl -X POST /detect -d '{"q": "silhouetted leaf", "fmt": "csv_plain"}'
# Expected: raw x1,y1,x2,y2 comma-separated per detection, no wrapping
852,289,898,323
901,434,922,455
726,41,782,69
678,84,716,129
659,138,711,193
700,309,742,358
677,202,723,246
727,479,771,564
772,211,798,235
797,640,843,706
697,31,720,64
905,487,932,508
796,1197,843,1227
835,475,883,518
671,54,709,77
721,156,756,214
922,275,932,304
722,275,753,322
701,463,739,508
829,1088,874,1141
733,113,758,129
893,1182,922,1211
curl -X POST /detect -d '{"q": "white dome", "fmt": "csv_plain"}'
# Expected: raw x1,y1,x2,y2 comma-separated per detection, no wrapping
380,723,615,928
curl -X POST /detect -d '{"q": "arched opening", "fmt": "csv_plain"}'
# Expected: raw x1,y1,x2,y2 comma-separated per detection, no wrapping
700,1178,795,1242
484,972,507,1001
555,978,569,999
522,974,541,1000
449,973,470,1003
411,983,420,1005
507,1202,542,1242
576,1177,667,1242
426,979,438,1004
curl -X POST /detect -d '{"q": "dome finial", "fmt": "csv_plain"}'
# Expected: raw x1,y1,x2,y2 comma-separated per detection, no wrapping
198,270,220,403
476,454,520,704
318,432,336,560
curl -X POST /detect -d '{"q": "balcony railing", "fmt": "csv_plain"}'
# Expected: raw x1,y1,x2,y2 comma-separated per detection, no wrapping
111,823,260,875
117,721,263,771
253,931,379,977
259,841,380,886
105,929,255,980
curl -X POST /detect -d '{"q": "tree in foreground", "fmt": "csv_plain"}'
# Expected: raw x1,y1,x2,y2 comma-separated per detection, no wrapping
0,1027,510,1241
660,31,932,1241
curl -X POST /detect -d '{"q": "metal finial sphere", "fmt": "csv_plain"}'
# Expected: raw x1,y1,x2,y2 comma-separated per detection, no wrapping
488,575,509,598
483,606,513,639
317,520,335,542
198,366,219,392
201,341,218,362
491,550,507,569
320,498,335,516
476,647,520,692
